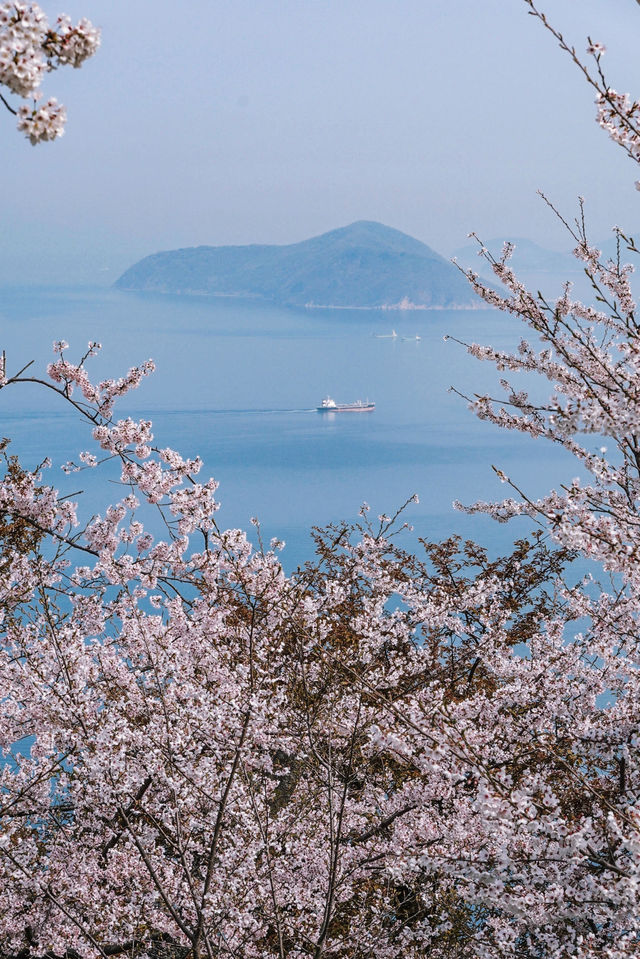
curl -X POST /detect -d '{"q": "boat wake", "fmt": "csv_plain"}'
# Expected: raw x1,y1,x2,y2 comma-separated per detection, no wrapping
151,408,318,416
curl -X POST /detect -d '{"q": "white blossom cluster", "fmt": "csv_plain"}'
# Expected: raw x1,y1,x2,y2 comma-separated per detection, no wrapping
0,2,99,143
595,89,640,163
50,13,99,67
16,94,64,143
0,2,47,96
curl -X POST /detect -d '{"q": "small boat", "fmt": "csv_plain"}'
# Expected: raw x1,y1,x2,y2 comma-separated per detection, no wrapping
317,396,375,413
374,329,398,339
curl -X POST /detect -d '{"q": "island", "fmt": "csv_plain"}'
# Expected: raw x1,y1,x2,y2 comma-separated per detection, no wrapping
115,221,482,309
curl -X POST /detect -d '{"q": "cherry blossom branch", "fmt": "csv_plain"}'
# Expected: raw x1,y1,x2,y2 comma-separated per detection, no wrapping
0,4,100,144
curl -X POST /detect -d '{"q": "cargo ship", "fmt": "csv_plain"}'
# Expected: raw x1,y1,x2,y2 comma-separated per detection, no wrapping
317,396,375,413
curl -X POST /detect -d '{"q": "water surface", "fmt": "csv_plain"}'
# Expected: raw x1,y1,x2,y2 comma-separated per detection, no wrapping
0,287,578,566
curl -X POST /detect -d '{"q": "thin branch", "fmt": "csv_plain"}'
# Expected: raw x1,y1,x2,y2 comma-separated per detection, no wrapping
0,90,17,116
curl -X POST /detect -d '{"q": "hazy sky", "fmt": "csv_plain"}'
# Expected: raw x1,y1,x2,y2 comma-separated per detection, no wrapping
2,0,639,284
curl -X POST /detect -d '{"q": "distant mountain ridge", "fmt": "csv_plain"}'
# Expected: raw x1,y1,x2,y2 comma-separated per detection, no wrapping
115,221,481,309
452,235,640,302
452,237,583,277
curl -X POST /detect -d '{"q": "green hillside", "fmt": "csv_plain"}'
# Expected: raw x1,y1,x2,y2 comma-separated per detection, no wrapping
115,221,481,309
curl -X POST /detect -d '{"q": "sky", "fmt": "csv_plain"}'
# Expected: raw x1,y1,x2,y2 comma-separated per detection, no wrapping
1,0,639,285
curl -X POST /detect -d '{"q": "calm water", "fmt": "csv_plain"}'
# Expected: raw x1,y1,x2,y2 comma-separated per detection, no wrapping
0,286,578,567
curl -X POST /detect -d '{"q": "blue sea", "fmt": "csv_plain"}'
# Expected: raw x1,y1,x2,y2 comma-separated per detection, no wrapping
0,286,578,568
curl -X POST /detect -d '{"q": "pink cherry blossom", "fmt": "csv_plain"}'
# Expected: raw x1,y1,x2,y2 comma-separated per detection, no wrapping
0,2,99,143
3,3,640,958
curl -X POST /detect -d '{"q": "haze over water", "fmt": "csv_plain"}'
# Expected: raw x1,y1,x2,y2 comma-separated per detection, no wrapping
1,287,578,568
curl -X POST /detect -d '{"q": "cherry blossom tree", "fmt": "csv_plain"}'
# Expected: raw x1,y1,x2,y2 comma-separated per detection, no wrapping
0,343,577,958
2,2,640,958
0,2,99,144
445,3,640,954
1,343,585,958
